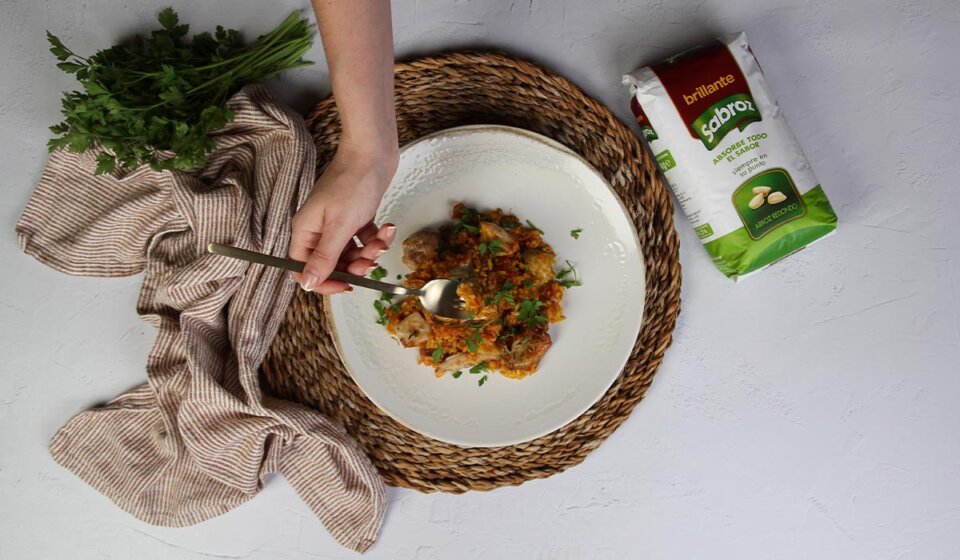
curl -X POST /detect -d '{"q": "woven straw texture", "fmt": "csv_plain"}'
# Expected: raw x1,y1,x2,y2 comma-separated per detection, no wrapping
262,52,682,493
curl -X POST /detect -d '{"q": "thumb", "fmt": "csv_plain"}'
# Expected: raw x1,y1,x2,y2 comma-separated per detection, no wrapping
300,221,353,292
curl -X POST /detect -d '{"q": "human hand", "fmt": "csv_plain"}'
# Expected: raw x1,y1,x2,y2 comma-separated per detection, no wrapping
289,146,399,294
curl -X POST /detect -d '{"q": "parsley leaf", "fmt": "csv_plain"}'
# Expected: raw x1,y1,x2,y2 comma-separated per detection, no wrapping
525,220,544,234
469,362,489,374
500,218,519,229
493,280,515,305
465,331,483,353
570,228,582,239
94,153,116,175
431,346,444,363
478,239,505,256
46,31,74,61
478,374,488,387
518,299,548,328
373,300,388,325
556,260,582,288
157,7,180,31
370,266,388,281
454,207,480,233
452,370,463,379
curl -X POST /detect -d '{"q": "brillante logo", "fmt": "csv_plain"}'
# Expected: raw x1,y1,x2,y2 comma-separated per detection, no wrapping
682,74,737,106
692,93,762,150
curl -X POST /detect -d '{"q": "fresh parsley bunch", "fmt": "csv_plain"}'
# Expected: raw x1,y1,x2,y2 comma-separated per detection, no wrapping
46,8,313,175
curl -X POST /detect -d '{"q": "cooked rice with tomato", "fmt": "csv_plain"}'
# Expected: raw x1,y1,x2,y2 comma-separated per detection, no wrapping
380,203,578,381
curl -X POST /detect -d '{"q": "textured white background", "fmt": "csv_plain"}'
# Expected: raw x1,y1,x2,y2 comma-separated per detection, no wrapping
2,0,959,558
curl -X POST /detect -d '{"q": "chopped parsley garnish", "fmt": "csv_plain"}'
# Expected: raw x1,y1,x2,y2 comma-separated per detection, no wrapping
478,374,488,387
570,228,582,239
478,239,505,256
525,220,544,234
465,331,484,353
377,292,401,313
373,300,388,325
492,280,515,305
518,299,548,328
369,266,388,281
396,274,403,280
522,280,534,288
452,370,463,379
494,291,515,305
556,260,582,288
454,207,480,233
469,361,489,374
501,218,520,229
431,345,444,363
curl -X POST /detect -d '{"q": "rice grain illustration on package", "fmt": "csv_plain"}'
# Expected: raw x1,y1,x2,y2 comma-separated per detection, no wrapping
624,32,837,280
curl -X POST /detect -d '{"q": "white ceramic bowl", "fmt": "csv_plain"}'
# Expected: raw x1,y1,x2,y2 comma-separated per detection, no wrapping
326,125,645,447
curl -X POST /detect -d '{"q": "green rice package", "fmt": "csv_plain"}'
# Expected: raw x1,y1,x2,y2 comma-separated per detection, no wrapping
623,32,838,280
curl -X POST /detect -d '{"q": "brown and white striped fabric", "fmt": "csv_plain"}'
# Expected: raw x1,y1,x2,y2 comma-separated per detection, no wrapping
16,85,386,553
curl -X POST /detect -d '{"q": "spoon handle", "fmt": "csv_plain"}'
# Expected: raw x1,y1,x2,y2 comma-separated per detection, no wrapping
207,243,414,296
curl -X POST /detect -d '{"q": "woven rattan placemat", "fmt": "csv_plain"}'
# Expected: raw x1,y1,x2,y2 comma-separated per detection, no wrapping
262,52,681,493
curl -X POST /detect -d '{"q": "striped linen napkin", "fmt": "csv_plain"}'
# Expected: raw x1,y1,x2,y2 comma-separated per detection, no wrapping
16,84,386,553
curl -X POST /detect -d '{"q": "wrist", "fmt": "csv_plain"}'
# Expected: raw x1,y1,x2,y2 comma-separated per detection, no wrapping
336,134,399,176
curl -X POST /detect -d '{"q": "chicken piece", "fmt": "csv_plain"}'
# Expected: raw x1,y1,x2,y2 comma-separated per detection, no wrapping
437,350,500,374
402,230,440,270
479,221,519,255
394,311,430,346
522,249,556,283
503,331,552,371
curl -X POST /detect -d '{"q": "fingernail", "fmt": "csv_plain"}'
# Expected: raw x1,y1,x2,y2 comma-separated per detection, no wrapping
383,225,397,239
375,249,387,257
345,286,354,292
301,273,319,292
364,264,377,275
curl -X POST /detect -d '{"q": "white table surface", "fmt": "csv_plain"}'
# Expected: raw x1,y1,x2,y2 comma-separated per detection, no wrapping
2,1,959,558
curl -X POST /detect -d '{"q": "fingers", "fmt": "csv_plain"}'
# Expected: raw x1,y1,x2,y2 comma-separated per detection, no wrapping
301,221,355,292
342,223,397,262
354,222,380,246
289,228,322,286
314,279,352,295
292,221,397,295
343,238,389,262
312,257,376,295
339,221,379,261
344,258,377,276
379,223,398,245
